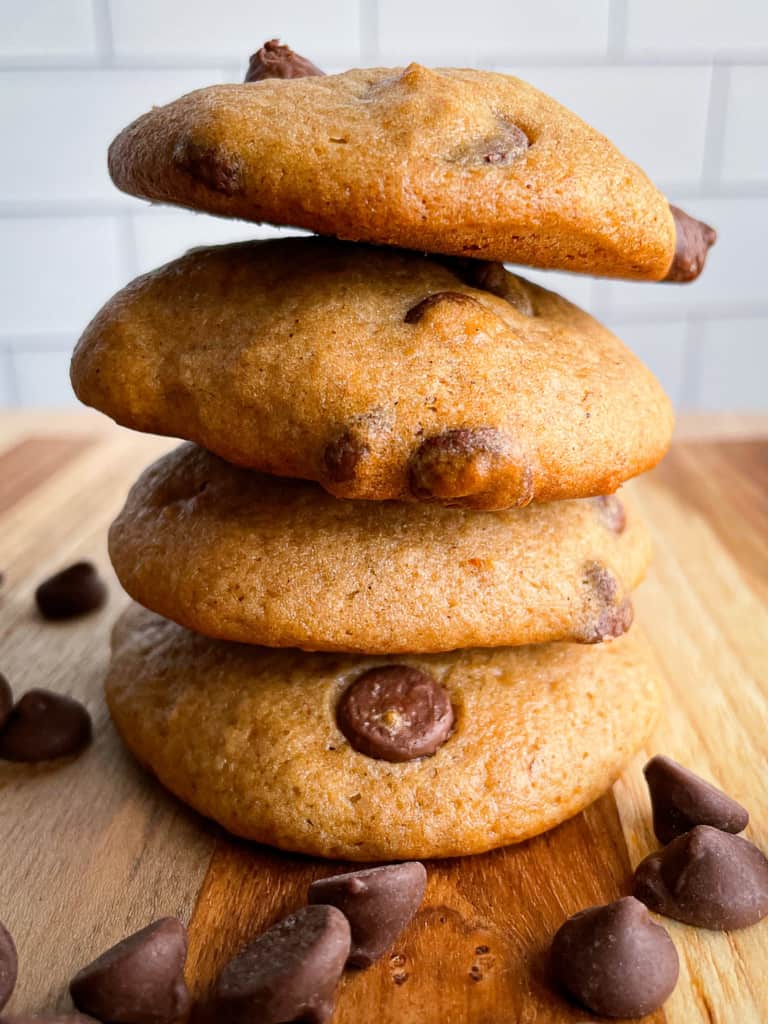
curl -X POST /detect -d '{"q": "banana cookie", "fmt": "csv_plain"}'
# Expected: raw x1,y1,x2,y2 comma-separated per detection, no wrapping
106,604,661,860
72,238,673,509
107,53,715,281
110,444,649,653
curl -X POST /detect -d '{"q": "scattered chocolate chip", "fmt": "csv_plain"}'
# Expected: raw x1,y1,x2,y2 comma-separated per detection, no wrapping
324,431,367,484
338,666,453,762
404,291,483,324
551,896,678,1018
70,918,190,1024
245,38,324,82
452,119,529,167
592,494,626,534
409,427,532,509
634,825,768,930
173,140,245,197
214,905,350,1024
0,674,12,731
578,562,633,643
0,922,17,1012
665,205,717,283
0,1016,100,1023
644,755,749,844
0,690,91,762
35,562,107,621
308,862,427,968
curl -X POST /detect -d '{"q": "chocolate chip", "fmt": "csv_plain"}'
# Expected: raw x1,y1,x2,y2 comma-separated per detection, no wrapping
70,918,190,1024
0,1016,100,1023
644,755,749,844
0,690,91,762
337,666,453,762
452,119,529,167
0,673,12,731
551,896,678,1018
634,825,768,930
308,862,427,968
409,427,532,509
324,431,367,484
214,905,350,1024
35,562,107,621
173,140,245,197
0,922,17,1012
437,258,535,316
665,205,717,282
245,39,324,82
578,563,633,643
404,291,484,324
592,494,626,534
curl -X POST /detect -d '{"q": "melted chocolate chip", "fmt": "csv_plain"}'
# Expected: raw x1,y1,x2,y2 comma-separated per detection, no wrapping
324,431,367,484
214,905,350,1024
0,673,12,731
634,825,768,930
409,427,532,509
452,119,529,167
437,257,535,316
308,862,427,968
665,205,717,282
551,897,678,1018
0,922,17,1012
173,140,245,196
70,918,190,1024
645,755,749,844
404,291,483,324
578,563,633,643
245,39,324,82
0,690,92,762
592,494,627,534
337,666,453,762
35,562,107,621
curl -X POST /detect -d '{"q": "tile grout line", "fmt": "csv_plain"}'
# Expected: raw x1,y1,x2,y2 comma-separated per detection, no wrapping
701,63,731,191
91,0,115,67
606,0,628,60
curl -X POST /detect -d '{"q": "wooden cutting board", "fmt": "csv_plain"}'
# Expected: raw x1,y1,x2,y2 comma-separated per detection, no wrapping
1,413,766,1024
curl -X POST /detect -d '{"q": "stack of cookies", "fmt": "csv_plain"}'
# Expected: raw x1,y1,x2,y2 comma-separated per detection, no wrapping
71,41,715,862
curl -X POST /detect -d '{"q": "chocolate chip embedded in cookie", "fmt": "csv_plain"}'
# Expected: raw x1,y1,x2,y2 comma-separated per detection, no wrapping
337,666,454,762
665,205,717,283
409,428,534,510
593,494,627,534
173,138,246,196
577,562,634,643
107,59,684,279
245,38,324,83
73,238,674,508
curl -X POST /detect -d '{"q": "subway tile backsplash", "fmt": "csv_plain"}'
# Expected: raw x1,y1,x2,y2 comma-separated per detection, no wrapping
1,0,765,410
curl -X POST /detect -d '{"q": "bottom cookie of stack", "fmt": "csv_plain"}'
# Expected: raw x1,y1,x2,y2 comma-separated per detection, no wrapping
107,604,660,861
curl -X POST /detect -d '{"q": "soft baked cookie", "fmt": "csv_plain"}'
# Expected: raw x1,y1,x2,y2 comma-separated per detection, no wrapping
72,238,673,509
109,444,650,653
107,55,715,281
106,604,661,860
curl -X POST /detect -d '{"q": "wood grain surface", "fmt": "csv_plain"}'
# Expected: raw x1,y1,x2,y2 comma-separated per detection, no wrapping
0,413,766,1024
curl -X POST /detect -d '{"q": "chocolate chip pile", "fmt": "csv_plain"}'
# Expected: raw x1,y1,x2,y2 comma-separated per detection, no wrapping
0,863,426,1022
551,755,768,1017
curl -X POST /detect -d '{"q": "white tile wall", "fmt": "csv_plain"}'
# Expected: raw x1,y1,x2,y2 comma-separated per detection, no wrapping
0,0,765,410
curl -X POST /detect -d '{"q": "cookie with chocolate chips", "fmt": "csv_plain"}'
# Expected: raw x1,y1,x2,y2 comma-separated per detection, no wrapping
108,444,649,653
104,603,660,860
72,237,673,509
107,49,714,280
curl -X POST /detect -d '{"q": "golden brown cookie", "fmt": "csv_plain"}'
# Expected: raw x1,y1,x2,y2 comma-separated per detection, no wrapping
109,444,650,653
107,63,682,279
72,238,673,509
106,604,660,860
